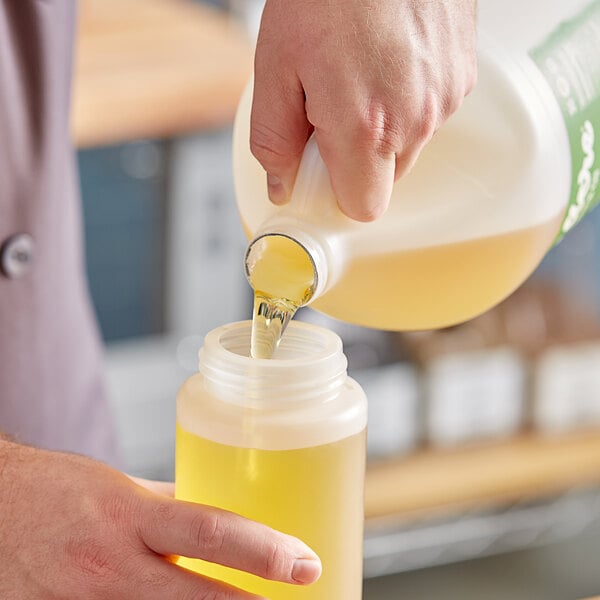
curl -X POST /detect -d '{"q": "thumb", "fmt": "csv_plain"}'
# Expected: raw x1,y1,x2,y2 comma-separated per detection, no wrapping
314,127,396,223
250,75,312,205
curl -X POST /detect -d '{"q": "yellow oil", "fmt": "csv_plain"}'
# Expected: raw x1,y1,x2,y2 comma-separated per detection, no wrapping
247,235,316,358
247,213,563,333
175,423,366,600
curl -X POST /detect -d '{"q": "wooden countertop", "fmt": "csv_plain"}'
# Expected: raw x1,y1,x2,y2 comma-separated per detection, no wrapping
365,430,600,524
72,0,253,147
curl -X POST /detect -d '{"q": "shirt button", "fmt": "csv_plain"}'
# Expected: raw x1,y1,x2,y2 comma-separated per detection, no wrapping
1,234,35,279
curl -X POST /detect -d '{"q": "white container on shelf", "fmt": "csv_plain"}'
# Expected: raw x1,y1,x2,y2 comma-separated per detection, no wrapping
425,348,527,447
533,342,600,434
352,363,420,459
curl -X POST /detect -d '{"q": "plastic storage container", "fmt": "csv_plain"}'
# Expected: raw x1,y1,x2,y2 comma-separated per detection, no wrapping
175,320,368,599
235,0,600,331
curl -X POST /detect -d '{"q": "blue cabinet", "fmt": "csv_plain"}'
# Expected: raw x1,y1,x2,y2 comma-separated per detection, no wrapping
79,142,167,342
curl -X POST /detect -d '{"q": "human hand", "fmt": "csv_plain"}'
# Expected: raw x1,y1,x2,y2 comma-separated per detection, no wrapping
0,442,321,599
251,0,478,221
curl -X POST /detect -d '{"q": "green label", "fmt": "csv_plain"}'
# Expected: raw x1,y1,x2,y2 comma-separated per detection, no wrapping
530,0,600,243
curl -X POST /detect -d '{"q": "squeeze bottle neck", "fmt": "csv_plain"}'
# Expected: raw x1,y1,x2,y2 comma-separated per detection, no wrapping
198,320,348,408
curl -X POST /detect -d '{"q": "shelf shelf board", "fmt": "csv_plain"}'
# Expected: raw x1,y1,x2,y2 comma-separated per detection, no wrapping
365,430,600,524
72,0,253,147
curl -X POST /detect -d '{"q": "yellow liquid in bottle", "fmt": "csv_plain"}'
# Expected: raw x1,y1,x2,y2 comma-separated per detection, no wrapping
246,212,563,333
312,213,563,330
247,235,316,358
175,423,366,600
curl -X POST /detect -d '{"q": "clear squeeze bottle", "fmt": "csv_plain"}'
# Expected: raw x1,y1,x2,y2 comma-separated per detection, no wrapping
235,0,600,357
175,320,368,600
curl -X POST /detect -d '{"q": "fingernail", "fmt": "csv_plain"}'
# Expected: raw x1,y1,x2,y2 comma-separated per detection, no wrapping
267,173,288,205
292,558,322,584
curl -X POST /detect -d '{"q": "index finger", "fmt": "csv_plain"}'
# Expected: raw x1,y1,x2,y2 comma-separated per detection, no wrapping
136,497,322,586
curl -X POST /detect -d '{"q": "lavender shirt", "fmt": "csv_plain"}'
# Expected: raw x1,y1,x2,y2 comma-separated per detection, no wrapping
0,1,119,465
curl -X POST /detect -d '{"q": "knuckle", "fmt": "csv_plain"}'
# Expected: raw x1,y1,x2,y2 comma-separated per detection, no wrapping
152,499,177,526
263,540,289,580
97,491,137,529
415,92,439,143
353,106,391,149
144,499,178,539
145,499,178,539
250,121,298,168
352,103,403,159
64,537,119,581
189,510,227,552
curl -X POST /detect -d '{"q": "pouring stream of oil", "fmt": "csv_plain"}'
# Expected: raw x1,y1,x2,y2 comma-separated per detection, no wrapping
246,235,316,358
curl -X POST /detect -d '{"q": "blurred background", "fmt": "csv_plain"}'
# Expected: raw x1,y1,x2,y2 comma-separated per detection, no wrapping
74,1,600,598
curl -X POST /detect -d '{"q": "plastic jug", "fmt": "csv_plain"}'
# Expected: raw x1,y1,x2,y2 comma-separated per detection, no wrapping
235,0,600,334
175,320,367,599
